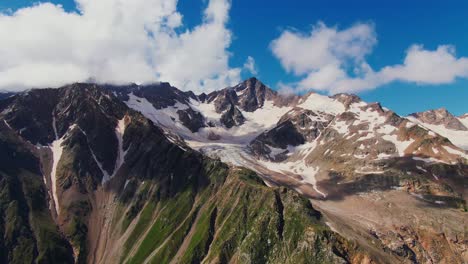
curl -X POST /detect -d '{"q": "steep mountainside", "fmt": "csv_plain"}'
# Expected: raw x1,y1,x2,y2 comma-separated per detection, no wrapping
410,108,467,131
113,78,468,263
0,83,382,263
408,108,468,150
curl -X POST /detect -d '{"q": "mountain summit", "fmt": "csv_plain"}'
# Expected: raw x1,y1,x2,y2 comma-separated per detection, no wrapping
410,108,467,131
0,80,466,263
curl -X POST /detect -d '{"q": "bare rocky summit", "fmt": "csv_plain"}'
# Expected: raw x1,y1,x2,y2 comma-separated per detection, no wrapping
410,107,467,131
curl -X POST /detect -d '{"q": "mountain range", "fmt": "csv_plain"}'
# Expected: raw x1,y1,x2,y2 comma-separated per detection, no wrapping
0,78,466,263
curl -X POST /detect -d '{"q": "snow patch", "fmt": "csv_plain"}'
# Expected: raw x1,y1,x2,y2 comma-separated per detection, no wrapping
355,168,386,174
187,99,292,145
126,93,192,135
458,115,468,128
381,134,413,156
3,120,12,130
297,93,345,114
258,159,326,197
325,221,339,233
50,138,64,215
353,154,367,159
188,141,249,167
235,88,248,97
110,117,128,182
407,116,468,150
333,120,350,135
376,152,392,160
443,146,468,160
267,145,286,158
48,115,72,215
405,121,416,128
123,179,130,190
377,124,396,134
49,131,66,215
413,156,448,164
416,166,427,173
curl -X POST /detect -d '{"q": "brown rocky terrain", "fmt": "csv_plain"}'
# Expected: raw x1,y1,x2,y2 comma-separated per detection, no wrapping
410,108,467,131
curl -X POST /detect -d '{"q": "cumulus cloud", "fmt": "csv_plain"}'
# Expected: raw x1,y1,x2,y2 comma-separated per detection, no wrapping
271,22,468,94
271,22,376,76
0,0,242,93
381,45,468,84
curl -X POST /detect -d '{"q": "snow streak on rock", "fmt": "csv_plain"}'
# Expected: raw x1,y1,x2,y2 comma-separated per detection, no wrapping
50,136,64,215
111,116,128,181
120,81,467,202
407,116,468,150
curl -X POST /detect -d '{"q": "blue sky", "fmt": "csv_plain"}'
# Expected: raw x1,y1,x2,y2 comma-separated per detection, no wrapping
1,0,467,116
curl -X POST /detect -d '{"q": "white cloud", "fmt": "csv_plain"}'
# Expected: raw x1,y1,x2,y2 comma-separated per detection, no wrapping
0,0,241,93
381,45,468,84
271,22,376,76
276,82,296,95
298,64,347,91
243,56,258,75
271,22,468,94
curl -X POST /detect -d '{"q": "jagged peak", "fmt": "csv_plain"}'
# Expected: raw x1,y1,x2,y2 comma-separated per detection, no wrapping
237,76,260,85
332,93,362,102
246,76,258,82
330,93,363,109
410,107,467,131
410,107,453,118
229,77,275,94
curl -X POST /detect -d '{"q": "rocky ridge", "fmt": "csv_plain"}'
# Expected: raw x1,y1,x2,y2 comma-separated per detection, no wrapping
112,78,467,263
0,79,466,263
410,108,467,131
0,83,377,264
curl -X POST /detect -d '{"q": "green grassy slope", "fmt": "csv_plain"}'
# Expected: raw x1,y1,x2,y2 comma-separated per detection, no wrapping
113,163,367,264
